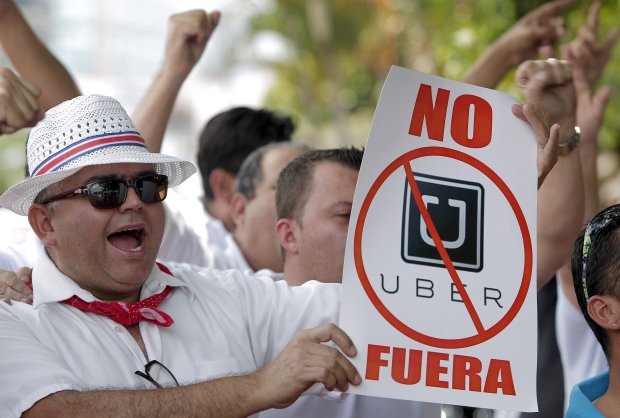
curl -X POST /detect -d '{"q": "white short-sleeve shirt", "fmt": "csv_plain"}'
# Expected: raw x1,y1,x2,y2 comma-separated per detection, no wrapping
0,252,340,417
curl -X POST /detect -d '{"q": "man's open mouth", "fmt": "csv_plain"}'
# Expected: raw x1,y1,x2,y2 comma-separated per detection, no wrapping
107,228,145,252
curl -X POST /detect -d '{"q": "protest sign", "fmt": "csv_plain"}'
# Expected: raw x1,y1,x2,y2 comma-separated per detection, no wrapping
339,65,538,411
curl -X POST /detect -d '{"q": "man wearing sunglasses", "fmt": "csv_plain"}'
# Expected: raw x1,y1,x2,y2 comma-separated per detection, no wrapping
0,94,361,418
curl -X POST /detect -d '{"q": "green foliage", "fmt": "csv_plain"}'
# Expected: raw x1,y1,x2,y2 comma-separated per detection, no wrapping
0,130,27,192
253,0,620,149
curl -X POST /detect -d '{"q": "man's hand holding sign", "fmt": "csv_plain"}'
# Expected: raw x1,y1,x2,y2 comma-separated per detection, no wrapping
339,59,578,411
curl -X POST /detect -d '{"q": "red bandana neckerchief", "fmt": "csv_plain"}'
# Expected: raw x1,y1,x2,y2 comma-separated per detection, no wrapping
61,262,175,327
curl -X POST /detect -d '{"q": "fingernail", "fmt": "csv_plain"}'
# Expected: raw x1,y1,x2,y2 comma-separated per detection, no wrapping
354,373,362,385
349,344,358,356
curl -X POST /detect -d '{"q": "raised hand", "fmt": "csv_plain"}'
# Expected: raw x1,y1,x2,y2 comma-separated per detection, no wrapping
0,67,42,134
162,10,221,78
463,0,574,88
562,1,619,145
562,1,620,88
512,59,575,187
497,0,573,66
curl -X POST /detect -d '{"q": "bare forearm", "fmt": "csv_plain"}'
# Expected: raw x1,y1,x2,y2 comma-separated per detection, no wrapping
132,68,186,153
462,41,513,89
537,149,584,287
133,9,219,152
554,142,599,307
25,374,270,418
0,0,80,110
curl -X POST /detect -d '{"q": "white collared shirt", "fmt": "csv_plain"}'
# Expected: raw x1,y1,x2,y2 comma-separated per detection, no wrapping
0,251,341,417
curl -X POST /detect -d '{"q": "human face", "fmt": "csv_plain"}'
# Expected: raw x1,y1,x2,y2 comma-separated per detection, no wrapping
294,161,358,283
235,147,304,272
32,163,165,302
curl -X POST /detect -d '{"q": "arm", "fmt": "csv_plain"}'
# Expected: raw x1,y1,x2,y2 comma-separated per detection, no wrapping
557,1,619,307
512,59,584,287
463,0,573,89
0,0,80,110
24,324,360,418
132,10,220,152
0,67,42,134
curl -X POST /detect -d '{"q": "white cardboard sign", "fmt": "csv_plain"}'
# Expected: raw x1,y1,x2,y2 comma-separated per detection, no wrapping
339,65,538,411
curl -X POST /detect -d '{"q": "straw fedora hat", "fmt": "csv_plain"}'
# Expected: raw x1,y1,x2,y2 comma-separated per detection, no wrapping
0,94,195,215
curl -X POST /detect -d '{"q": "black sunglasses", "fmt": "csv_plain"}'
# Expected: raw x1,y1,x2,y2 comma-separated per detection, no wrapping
40,174,169,209
135,359,179,388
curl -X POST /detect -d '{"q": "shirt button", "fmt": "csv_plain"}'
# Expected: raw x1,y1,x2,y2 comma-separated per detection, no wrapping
114,326,122,333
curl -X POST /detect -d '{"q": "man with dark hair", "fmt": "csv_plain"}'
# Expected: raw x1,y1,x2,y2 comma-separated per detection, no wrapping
226,142,309,272
150,106,297,270
196,107,295,232
565,204,620,416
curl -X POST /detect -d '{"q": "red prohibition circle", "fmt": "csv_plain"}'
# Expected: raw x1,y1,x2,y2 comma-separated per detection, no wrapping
354,146,533,349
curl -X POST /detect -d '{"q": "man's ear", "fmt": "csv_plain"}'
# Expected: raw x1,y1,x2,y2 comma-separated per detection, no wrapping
275,218,300,256
588,295,620,331
208,168,236,204
28,204,56,247
229,192,247,228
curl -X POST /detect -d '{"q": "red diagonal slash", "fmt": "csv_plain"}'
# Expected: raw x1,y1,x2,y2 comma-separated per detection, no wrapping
403,162,485,333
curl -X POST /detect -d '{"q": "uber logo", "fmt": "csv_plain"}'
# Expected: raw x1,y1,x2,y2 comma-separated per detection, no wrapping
401,173,484,272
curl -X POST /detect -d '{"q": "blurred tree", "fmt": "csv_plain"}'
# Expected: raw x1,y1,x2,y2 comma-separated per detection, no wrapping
253,0,620,149
0,131,27,191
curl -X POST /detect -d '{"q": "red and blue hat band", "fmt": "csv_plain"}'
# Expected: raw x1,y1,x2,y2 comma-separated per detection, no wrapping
31,132,147,177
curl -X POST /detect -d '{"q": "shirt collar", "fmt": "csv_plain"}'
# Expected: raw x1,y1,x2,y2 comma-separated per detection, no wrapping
31,249,189,308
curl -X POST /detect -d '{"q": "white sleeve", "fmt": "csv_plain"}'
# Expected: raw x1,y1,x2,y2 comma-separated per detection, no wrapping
0,306,81,417
228,273,341,367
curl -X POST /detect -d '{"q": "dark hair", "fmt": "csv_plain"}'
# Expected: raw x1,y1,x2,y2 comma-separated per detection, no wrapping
196,107,295,201
571,204,620,357
276,147,363,222
235,142,309,200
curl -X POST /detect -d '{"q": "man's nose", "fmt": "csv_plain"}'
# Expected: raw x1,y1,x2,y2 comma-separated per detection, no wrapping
119,185,144,211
